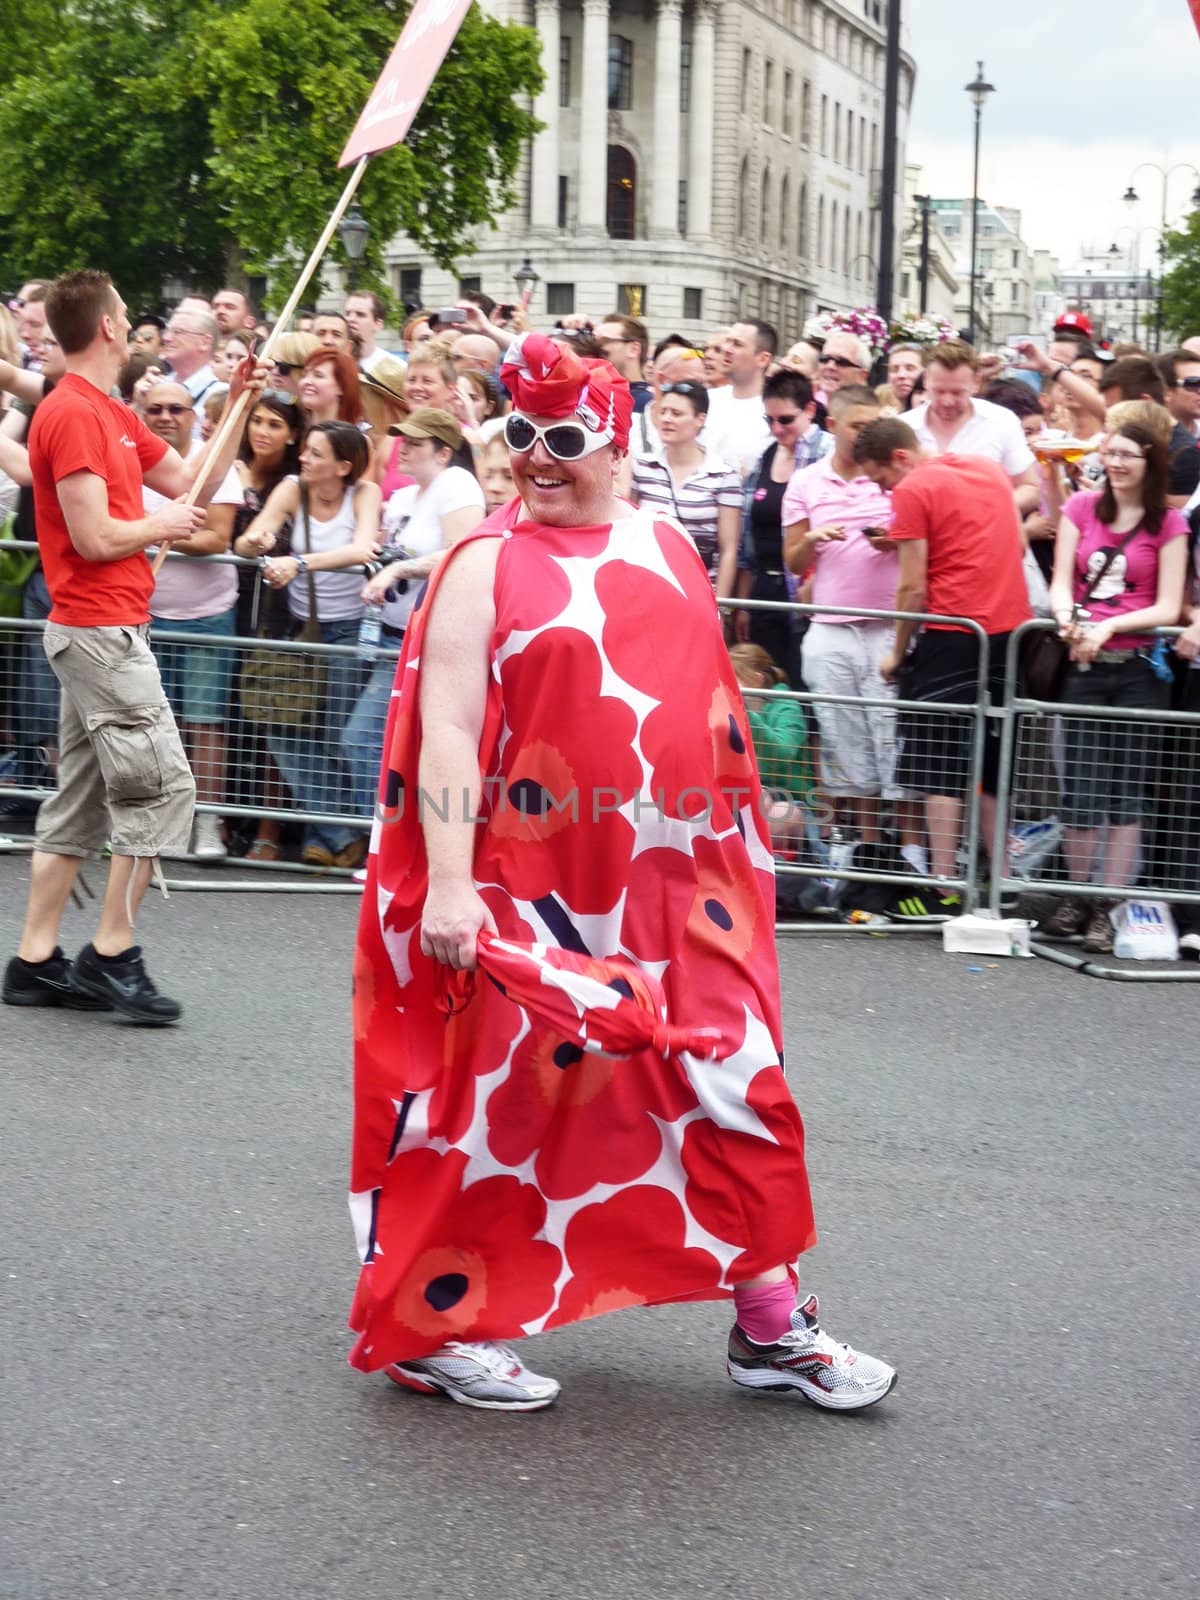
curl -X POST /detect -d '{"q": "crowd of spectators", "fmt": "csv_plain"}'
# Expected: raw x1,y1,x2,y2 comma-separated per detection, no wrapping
3,280,1200,950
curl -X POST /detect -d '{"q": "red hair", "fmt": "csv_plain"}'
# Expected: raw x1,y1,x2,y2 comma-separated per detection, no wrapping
302,348,364,425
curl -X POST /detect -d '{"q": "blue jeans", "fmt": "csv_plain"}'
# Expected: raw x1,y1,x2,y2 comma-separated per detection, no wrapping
266,616,370,852
341,649,401,820
16,569,60,777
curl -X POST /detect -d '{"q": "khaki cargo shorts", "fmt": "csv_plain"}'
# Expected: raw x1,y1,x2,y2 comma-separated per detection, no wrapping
35,622,196,860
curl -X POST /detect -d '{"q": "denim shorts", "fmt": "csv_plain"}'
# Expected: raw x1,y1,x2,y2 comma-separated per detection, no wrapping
150,608,237,725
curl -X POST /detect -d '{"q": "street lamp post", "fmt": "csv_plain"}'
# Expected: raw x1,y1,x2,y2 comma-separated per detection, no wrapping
964,61,995,346
914,193,932,313
1121,163,1200,350
337,203,370,291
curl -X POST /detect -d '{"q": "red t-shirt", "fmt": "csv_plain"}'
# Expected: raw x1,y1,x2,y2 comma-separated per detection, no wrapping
29,373,169,626
889,454,1032,635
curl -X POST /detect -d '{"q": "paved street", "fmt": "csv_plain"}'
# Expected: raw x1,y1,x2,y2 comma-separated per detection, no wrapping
2,850,1197,1600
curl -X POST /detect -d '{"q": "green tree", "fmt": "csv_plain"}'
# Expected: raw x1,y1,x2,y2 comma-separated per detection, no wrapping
0,0,542,307
1160,213,1200,343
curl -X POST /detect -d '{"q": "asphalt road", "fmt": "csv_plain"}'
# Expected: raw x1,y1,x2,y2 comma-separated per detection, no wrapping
2,851,1197,1600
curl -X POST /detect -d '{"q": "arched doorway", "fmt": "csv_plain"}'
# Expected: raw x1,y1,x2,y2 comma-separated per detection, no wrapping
607,146,637,239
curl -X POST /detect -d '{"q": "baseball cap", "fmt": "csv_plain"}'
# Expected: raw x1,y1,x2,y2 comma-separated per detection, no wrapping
389,406,463,450
1054,311,1093,338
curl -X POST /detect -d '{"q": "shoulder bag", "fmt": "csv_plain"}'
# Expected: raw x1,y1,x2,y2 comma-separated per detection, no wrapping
240,487,329,727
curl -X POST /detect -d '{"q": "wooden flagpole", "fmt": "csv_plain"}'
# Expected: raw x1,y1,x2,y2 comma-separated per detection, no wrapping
150,154,369,576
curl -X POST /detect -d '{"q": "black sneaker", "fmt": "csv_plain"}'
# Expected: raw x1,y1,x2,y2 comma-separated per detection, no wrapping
3,947,114,1010
69,943,183,1026
886,888,963,923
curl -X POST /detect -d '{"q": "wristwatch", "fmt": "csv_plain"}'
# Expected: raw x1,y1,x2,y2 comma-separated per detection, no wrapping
294,554,308,573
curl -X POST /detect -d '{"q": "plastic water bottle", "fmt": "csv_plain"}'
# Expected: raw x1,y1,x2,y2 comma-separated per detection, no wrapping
357,607,383,660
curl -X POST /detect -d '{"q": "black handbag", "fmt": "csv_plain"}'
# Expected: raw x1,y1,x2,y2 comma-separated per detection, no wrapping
240,488,328,727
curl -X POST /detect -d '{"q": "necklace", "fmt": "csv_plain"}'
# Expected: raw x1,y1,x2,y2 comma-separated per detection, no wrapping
309,488,343,514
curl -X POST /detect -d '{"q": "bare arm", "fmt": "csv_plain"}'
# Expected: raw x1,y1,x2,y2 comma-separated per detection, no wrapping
1012,465,1040,516
880,538,928,681
1069,536,1188,661
55,470,205,563
172,498,235,559
1048,515,1082,627
0,358,46,407
784,517,847,574
233,478,300,557
364,502,484,604
714,502,739,602
0,429,31,487
417,538,501,970
262,480,383,589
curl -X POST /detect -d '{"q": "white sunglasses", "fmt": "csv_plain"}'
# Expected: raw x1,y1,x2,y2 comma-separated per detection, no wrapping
504,412,613,460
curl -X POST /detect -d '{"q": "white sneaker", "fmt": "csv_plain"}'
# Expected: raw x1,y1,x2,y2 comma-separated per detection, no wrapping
1179,931,1200,958
386,1340,561,1411
727,1294,897,1411
191,813,227,860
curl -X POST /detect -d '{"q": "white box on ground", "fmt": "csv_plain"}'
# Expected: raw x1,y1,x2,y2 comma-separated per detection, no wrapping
942,913,1034,958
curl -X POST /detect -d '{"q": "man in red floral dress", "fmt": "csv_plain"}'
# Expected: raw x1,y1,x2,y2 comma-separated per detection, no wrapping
348,334,897,1413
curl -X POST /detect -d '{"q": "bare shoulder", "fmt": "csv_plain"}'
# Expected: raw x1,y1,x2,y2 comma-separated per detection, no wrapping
423,534,501,643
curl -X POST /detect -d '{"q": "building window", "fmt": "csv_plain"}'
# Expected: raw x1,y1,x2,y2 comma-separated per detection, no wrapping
559,34,571,108
1011,280,1020,305
981,250,993,269
606,145,637,238
843,207,851,276
798,180,808,257
557,174,568,230
617,284,646,317
801,79,811,145
780,176,790,253
830,200,838,271
398,267,422,312
817,195,825,268
761,167,771,246
741,49,751,114
737,156,749,235
783,71,794,137
547,283,575,316
858,114,866,173
846,105,854,166
680,39,691,114
820,94,828,155
1012,249,1020,268
764,61,774,126
833,101,841,163
678,178,688,236
684,286,703,321
458,275,481,294
608,36,633,110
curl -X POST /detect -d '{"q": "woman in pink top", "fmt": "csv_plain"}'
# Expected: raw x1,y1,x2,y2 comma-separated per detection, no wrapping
1044,411,1187,952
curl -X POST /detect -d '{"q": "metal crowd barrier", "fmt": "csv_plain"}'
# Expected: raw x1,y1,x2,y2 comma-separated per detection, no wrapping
988,618,1200,980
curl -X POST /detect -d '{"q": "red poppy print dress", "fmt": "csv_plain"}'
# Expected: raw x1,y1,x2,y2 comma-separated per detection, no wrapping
348,502,816,1371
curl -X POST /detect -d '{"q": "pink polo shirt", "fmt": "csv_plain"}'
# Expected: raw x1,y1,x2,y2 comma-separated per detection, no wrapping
781,452,898,624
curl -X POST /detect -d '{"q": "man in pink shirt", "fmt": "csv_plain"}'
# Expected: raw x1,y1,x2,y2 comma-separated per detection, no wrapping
783,387,924,875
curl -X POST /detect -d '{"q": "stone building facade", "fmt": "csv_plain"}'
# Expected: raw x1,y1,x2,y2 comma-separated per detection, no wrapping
381,0,915,344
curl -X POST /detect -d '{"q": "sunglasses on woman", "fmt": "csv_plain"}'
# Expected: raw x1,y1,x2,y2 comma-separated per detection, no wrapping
273,361,298,376
504,412,612,461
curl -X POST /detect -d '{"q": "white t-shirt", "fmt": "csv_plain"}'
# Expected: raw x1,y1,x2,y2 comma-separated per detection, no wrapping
147,446,243,621
705,388,772,477
906,397,1036,478
380,465,485,631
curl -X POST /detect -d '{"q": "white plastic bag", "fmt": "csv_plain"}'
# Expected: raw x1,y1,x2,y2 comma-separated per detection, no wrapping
1110,900,1179,962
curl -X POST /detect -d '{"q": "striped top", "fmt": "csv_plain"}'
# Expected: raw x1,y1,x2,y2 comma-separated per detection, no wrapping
630,448,743,578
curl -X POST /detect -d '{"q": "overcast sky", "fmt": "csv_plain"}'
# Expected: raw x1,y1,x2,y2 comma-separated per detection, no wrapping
905,0,1200,269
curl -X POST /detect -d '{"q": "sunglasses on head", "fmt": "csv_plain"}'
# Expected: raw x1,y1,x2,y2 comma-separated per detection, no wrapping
145,402,193,417
504,412,612,460
819,353,860,370
660,381,707,402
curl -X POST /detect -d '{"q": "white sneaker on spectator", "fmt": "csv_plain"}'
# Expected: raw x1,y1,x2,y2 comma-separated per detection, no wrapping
191,814,227,860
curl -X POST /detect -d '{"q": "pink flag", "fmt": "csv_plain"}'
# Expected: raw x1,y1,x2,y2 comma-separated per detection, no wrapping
339,0,473,168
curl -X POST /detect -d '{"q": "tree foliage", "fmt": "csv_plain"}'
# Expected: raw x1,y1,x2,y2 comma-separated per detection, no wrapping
1161,213,1200,344
0,0,543,307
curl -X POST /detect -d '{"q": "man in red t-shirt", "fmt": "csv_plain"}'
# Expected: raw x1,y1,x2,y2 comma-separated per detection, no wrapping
3,270,264,1024
852,416,1032,919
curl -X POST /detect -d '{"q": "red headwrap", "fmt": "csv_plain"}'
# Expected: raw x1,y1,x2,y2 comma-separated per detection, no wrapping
500,332,633,451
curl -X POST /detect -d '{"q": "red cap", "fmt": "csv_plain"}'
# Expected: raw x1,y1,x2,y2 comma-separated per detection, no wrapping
1054,310,1093,337
500,332,632,451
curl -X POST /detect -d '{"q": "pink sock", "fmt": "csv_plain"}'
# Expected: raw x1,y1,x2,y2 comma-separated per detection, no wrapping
733,1280,796,1345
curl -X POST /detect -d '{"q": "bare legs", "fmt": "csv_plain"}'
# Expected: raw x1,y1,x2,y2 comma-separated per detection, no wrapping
18,850,154,963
